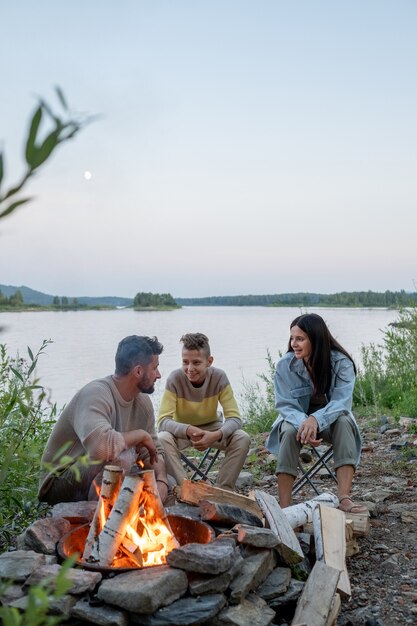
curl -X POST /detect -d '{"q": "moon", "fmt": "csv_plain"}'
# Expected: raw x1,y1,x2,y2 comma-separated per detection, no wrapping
84,170,92,180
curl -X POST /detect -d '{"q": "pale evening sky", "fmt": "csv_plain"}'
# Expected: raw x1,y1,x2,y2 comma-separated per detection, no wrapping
1,0,416,299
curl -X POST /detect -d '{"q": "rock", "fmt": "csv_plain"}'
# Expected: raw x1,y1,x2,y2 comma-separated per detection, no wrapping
401,509,417,524
25,563,102,594
166,539,236,574
0,550,48,582
165,503,201,520
300,450,313,463
235,472,255,489
71,597,129,626
211,593,275,626
189,549,244,595
97,566,188,614
257,566,292,600
0,584,25,603
131,594,227,625
268,578,304,609
8,594,77,617
229,548,278,604
234,524,281,549
384,428,401,436
361,487,395,503
50,501,97,521
20,517,71,555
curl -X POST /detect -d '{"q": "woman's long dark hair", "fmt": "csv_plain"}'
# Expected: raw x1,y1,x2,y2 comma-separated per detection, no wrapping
288,313,356,395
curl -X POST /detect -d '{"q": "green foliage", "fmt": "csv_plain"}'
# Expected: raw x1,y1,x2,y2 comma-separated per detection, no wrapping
176,290,417,308
133,292,179,309
240,350,278,434
0,341,57,550
0,555,76,626
0,87,93,222
354,307,417,419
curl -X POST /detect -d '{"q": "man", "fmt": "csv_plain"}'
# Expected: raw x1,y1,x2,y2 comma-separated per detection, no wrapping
39,335,170,504
158,332,250,491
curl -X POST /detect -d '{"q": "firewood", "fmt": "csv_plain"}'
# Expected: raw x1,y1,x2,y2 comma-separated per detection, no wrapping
291,560,340,626
199,500,263,528
82,465,123,561
283,493,339,529
312,504,351,598
178,479,263,520
254,490,304,565
343,511,370,537
88,474,145,566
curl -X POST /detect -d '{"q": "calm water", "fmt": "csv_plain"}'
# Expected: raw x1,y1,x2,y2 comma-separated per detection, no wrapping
0,307,399,409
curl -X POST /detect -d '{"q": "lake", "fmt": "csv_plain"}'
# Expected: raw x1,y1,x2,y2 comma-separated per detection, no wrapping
0,306,399,409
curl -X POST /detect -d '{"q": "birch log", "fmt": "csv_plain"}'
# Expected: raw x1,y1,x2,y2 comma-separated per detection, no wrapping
83,465,123,560
283,492,339,529
88,474,145,565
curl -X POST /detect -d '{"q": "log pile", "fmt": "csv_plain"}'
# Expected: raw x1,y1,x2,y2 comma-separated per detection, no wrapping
0,478,370,626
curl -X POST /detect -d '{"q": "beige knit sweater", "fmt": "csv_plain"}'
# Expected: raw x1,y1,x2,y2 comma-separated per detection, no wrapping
39,375,163,497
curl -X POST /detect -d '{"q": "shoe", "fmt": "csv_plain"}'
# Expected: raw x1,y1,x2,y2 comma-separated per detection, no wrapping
338,495,368,514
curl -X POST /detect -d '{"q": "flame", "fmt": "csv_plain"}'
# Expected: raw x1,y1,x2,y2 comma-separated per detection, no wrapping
92,479,107,531
137,459,145,469
124,493,178,566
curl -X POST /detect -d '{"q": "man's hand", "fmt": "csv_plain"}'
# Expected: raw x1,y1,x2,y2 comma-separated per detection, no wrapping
187,425,222,451
123,429,158,465
296,415,322,446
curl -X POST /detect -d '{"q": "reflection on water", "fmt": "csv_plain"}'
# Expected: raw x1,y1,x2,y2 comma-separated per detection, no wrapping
0,306,399,410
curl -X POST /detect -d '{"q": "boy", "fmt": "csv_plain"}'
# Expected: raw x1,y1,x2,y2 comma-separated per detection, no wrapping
158,332,250,491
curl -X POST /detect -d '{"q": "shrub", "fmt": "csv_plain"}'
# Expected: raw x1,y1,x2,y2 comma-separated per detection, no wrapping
0,341,57,550
240,350,278,434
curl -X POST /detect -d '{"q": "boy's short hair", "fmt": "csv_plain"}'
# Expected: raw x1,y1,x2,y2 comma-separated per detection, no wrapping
180,333,211,357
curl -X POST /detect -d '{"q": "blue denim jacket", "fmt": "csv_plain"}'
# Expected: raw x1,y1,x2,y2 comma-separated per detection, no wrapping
265,350,361,464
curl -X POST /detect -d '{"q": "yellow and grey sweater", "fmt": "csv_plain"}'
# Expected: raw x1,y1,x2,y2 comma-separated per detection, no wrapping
157,367,242,439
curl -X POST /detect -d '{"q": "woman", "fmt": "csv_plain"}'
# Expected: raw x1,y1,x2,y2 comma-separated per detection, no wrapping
266,313,366,512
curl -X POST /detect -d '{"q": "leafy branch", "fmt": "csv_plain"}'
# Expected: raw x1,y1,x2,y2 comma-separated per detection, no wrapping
0,87,94,221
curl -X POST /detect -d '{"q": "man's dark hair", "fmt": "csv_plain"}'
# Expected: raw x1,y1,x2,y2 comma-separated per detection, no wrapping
180,332,211,357
115,335,163,376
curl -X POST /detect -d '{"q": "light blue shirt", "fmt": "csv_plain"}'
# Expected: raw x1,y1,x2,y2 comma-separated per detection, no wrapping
265,350,362,464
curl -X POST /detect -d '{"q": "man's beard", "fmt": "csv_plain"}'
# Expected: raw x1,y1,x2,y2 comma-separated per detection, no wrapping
140,384,155,394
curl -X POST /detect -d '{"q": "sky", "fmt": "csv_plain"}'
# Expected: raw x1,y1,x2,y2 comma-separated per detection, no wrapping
0,0,416,298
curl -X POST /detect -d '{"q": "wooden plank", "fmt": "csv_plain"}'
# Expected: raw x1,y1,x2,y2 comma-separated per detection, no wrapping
178,480,263,520
325,592,341,626
254,489,304,565
313,504,351,598
343,511,370,537
291,561,340,626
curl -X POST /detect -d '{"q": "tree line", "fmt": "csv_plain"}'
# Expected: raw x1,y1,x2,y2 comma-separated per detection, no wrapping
175,290,417,308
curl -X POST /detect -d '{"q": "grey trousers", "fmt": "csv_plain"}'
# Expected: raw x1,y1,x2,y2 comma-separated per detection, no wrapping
276,414,358,477
158,420,250,491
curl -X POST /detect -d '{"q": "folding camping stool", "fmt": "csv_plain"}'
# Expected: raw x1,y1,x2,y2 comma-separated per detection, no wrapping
292,445,337,495
180,448,221,484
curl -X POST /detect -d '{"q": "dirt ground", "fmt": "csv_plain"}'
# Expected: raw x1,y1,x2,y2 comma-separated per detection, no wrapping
247,421,417,626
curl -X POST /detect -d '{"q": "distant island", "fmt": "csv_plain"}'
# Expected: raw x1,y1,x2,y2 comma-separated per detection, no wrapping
1,283,416,311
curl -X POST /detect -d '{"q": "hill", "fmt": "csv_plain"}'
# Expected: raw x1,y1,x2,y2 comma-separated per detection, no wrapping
0,284,133,308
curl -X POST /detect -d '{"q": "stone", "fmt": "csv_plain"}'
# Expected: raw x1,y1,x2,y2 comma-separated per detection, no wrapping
257,566,292,600
97,565,188,614
50,501,97,521
229,548,278,604
131,593,226,625
25,563,102,594
235,472,254,489
300,450,313,463
21,517,71,555
0,584,25,603
71,597,129,626
165,503,201,520
401,509,417,523
211,593,275,626
166,539,236,574
0,550,48,582
188,549,244,595
8,594,77,617
268,578,305,608
384,428,401,436
234,524,281,549
361,487,395,503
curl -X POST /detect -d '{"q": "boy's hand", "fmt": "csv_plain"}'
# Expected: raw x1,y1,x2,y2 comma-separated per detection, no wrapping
186,426,222,450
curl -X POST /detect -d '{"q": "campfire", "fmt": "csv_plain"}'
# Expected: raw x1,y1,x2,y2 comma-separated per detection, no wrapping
81,466,179,569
